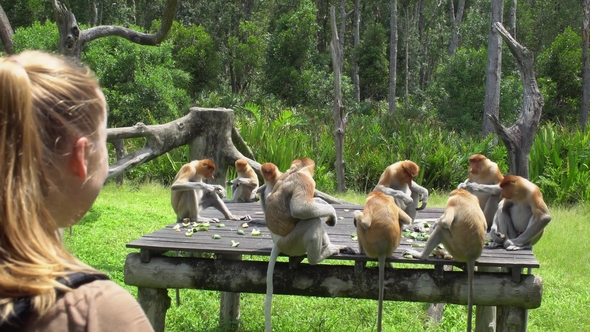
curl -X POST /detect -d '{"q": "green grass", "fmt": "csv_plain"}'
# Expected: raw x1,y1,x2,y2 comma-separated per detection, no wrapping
64,183,590,331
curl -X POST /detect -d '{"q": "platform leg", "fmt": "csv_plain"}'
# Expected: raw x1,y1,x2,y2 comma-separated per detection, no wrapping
220,254,242,329
138,287,171,332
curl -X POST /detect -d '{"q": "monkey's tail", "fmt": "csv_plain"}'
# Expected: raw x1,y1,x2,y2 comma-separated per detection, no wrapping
265,244,280,332
466,259,475,332
377,254,385,332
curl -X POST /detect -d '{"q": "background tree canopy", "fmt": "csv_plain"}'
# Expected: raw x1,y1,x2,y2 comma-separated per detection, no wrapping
3,0,589,204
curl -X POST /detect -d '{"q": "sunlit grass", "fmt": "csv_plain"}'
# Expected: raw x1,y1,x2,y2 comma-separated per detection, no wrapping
64,183,589,331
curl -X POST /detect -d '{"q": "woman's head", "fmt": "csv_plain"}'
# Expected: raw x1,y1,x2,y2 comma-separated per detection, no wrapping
0,50,108,317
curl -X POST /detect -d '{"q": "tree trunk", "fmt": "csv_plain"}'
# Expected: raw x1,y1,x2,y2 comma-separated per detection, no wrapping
0,5,14,55
129,0,137,25
418,0,426,89
389,0,398,114
581,0,590,132
91,1,98,26
353,0,360,103
489,23,544,178
509,0,517,38
404,5,410,109
330,6,348,193
449,0,466,56
482,0,504,138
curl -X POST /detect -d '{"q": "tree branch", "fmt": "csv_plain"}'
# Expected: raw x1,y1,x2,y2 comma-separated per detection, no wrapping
83,0,177,44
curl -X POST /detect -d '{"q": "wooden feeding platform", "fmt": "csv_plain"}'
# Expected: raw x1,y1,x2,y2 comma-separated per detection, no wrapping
124,202,542,332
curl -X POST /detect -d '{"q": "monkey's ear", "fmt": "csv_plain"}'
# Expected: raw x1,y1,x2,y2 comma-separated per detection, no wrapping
68,137,89,179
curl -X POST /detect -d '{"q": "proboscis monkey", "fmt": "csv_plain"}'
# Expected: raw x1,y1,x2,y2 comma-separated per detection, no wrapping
457,154,504,229
264,157,353,332
374,160,429,221
227,158,259,202
403,188,486,332
256,162,283,213
170,159,251,223
352,191,412,332
489,175,551,251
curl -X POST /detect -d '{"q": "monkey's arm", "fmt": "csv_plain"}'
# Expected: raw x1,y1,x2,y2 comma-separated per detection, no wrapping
289,195,338,226
256,184,267,194
403,225,445,260
171,182,226,196
410,181,428,210
373,185,413,205
458,182,502,196
504,214,551,250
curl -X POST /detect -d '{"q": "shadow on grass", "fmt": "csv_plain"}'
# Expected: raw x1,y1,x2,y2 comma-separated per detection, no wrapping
77,206,102,226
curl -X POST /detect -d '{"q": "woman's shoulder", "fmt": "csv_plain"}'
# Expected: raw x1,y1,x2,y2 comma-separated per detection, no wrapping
29,279,154,332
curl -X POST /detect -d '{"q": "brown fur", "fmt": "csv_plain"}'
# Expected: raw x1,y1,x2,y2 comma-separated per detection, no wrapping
467,154,503,184
499,175,549,218
355,191,411,259
230,158,259,202
377,160,419,187
265,158,316,236
437,189,487,262
173,159,215,183
261,162,282,186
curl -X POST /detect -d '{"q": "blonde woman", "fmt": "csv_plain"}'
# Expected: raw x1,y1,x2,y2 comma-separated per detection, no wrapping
0,51,153,331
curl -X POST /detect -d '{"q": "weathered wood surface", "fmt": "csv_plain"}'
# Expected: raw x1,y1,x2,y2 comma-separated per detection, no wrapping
127,203,540,269
124,254,543,309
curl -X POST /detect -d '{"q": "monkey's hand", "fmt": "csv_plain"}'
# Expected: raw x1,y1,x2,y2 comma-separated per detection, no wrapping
490,231,506,245
401,249,423,259
459,182,502,196
325,213,338,227
212,185,226,198
416,194,428,210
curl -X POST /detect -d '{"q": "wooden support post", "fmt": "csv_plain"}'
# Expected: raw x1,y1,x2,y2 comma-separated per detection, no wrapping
138,287,171,332
424,265,453,330
219,254,242,329
497,306,527,332
475,266,502,332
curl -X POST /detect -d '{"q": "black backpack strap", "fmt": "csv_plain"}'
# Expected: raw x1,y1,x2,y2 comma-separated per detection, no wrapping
0,272,109,331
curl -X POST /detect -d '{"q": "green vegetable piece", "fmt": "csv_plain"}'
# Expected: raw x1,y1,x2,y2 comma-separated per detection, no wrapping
216,223,226,228
237,229,245,235
212,234,222,239
251,229,261,236
403,253,414,259
231,240,240,247
185,231,193,237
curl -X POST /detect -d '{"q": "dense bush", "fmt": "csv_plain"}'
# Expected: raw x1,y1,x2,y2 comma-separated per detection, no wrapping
13,20,59,53
536,27,582,124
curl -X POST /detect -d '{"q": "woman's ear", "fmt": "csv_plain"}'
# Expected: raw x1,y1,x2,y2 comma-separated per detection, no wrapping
68,137,89,179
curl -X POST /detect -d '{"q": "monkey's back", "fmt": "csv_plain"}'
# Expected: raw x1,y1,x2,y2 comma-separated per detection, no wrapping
265,172,314,237
442,194,486,263
357,192,402,259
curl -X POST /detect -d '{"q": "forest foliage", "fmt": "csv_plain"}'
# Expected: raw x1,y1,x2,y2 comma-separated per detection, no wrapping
3,0,589,204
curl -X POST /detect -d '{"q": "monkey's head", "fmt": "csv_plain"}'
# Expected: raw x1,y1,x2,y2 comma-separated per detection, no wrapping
499,175,524,201
401,160,419,185
468,154,487,175
195,159,216,179
235,159,249,172
449,188,477,202
261,162,281,183
290,157,316,177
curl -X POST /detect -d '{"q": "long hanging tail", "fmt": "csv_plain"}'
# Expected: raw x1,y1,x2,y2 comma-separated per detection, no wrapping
466,260,475,332
265,244,280,332
377,254,386,332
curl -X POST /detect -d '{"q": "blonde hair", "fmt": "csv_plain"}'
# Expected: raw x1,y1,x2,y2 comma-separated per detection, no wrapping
0,51,106,320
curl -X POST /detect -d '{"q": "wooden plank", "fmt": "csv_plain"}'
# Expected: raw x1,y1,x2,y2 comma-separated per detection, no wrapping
127,205,540,269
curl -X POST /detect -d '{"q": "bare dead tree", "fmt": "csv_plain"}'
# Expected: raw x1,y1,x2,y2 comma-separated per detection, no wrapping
330,6,351,193
448,0,466,56
582,0,590,132
482,0,504,138
52,0,178,60
490,22,544,179
0,5,14,55
509,0,517,38
389,0,398,114
352,0,360,103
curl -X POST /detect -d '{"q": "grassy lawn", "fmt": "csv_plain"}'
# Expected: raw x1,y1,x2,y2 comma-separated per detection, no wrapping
64,183,590,331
